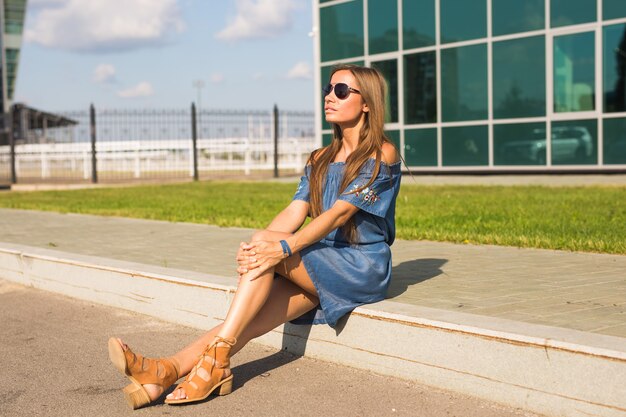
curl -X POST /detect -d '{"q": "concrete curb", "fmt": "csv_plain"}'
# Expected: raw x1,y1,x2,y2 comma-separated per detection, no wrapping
1,242,624,417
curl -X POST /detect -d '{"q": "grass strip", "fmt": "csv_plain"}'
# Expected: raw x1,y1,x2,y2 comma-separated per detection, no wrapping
0,181,624,254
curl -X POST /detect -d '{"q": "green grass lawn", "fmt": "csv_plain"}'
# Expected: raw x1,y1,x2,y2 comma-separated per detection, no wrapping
1,181,624,254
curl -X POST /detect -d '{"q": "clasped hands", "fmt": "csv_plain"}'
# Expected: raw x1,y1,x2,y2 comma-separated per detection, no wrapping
236,240,285,281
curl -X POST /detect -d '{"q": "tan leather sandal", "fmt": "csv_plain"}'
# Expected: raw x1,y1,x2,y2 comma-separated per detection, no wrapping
107,337,180,409
165,336,237,405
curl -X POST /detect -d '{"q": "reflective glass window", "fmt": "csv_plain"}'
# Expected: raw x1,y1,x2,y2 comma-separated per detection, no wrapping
603,24,626,112
320,1,364,62
404,52,437,124
442,125,489,166
492,0,544,36
554,32,595,112
441,44,488,122
494,122,547,166
386,130,400,151
322,133,333,147
551,120,597,165
403,0,435,49
440,0,486,44
372,59,398,123
405,128,437,166
604,0,626,20
551,0,596,28
368,0,397,54
321,65,333,131
603,118,626,164
4,0,27,35
493,36,546,118
4,48,19,100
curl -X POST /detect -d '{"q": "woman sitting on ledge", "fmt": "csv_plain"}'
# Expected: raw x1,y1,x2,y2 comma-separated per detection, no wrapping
108,64,402,409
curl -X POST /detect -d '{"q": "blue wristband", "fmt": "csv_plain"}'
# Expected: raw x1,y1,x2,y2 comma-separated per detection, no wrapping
279,240,292,257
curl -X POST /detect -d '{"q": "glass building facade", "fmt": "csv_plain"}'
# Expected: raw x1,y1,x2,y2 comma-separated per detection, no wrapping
0,0,27,114
315,0,626,171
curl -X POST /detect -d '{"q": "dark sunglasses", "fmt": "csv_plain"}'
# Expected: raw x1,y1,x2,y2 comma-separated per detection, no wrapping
323,83,361,100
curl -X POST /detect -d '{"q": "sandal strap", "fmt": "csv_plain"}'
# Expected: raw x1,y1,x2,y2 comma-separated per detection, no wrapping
124,347,180,388
173,336,236,399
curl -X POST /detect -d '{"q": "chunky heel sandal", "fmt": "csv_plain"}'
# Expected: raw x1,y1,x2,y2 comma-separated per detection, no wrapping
165,336,237,405
108,337,180,410
217,377,233,395
122,383,151,409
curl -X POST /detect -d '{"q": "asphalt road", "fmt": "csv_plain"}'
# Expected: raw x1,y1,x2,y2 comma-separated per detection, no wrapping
0,280,542,417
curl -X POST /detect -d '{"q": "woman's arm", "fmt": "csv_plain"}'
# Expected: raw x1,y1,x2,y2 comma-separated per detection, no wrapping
235,200,308,273
282,143,396,248
265,200,309,234
241,200,359,280
284,200,358,254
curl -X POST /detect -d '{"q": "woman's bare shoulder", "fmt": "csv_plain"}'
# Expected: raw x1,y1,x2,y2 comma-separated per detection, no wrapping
381,141,400,164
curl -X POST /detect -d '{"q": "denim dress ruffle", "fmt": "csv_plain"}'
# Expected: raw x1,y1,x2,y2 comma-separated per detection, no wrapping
291,158,402,328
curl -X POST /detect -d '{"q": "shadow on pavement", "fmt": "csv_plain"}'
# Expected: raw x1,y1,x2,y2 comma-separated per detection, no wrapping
215,258,447,389
232,322,313,390
387,258,447,299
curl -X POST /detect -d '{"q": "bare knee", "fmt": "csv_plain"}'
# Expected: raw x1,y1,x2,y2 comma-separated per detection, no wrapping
250,229,272,242
250,229,291,242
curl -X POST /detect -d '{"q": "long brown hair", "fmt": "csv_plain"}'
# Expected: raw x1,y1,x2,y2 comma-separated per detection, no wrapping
308,64,392,243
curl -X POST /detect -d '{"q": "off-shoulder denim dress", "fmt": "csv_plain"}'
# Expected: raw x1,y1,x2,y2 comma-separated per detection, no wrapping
291,158,402,328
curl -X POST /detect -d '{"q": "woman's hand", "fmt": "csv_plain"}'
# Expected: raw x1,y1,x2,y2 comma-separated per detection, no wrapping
236,242,258,276
239,240,285,281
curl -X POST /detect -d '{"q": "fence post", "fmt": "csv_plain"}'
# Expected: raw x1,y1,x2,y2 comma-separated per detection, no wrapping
90,104,98,183
273,104,278,178
8,108,16,184
191,102,199,181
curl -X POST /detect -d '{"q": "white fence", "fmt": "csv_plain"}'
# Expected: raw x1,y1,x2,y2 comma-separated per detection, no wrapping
0,136,317,180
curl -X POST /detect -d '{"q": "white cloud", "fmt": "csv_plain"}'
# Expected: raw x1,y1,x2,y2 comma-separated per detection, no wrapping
210,73,225,84
117,82,154,98
216,0,299,41
25,0,185,53
93,64,116,83
252,72,264,80
286,61,311,79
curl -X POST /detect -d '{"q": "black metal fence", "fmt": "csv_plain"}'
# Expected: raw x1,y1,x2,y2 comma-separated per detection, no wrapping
0,104,315,184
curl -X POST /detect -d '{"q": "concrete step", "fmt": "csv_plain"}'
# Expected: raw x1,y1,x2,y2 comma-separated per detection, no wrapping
0,241,624,417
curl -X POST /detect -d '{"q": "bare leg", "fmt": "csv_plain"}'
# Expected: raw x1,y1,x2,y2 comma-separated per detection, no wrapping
170,273,317,373
165,230,318,400
218,229,317,344
115,276,317,401
113,230,318,402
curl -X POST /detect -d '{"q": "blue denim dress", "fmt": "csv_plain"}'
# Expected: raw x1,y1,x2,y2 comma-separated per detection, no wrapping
291,158,402,328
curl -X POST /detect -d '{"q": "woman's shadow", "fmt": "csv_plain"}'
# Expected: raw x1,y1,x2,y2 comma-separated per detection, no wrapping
386,258,447,299
231,320,313,390
230,258,446,389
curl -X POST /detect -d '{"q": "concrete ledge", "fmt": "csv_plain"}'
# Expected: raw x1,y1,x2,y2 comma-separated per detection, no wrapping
1,242,624,417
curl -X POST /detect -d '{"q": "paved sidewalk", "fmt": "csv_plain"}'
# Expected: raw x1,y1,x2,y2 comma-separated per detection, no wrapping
0,208,625,338
0,280,540,417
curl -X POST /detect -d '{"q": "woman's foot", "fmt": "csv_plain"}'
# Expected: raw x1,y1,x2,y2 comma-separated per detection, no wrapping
108,337,180,409
165,337,236,405
166,367,232,401
113,339,163,399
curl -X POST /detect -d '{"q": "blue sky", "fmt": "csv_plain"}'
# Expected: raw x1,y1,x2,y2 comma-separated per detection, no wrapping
15,0,315,112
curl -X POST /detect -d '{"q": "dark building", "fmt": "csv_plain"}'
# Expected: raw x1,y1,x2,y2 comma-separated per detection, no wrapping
315,0,626,171
0,0,26,146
